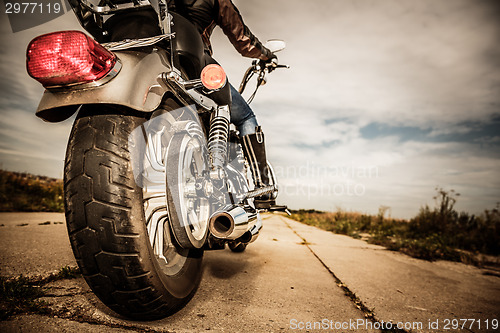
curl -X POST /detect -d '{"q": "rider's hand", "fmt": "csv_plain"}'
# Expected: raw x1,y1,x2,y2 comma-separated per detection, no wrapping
262,54,278,71
267,54,278,67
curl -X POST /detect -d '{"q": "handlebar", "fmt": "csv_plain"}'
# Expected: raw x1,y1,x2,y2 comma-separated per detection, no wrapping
255,59,290,74
238,58,289,102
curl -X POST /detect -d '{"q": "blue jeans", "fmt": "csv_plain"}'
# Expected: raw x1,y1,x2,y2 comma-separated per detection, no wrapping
230,84,258,137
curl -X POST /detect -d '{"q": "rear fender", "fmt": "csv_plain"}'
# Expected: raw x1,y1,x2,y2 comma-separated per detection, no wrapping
36,49,172,122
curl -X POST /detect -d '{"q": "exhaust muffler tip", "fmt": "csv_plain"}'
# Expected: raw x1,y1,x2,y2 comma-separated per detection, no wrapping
209,211,236,238
209,205,256,240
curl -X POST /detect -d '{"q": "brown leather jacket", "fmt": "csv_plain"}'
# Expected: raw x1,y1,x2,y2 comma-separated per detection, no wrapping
167,0,273,60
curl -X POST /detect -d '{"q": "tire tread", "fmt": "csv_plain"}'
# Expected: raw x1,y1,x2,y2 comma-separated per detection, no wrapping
64,112,199,320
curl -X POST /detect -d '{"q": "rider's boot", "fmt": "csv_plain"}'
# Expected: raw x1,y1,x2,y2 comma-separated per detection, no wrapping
242,126,275,209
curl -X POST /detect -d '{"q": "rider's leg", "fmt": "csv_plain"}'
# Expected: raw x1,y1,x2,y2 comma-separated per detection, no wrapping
230,84,258,136
230,85,274,208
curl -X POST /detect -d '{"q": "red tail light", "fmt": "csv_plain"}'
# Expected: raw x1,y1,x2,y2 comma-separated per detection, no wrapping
201,64,227,90
26,31,117,87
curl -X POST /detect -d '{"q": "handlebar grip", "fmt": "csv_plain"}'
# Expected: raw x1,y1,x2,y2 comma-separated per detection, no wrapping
263,61,289,71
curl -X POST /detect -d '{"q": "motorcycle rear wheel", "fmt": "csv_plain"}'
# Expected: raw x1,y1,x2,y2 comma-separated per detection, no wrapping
64,107,203,320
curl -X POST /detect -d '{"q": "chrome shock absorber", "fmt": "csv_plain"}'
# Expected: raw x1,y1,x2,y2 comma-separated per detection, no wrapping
208,105,230,178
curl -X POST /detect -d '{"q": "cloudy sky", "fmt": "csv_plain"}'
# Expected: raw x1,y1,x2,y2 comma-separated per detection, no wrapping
0,0,499,218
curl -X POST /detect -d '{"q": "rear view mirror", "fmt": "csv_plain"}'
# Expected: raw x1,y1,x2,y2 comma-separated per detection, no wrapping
264,40,286,53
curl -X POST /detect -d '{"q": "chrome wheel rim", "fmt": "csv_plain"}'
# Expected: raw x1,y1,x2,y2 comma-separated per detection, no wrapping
141,113,189,275
171,132,210,244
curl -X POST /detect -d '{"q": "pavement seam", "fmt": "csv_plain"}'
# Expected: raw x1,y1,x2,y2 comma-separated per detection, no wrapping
280,216,409,333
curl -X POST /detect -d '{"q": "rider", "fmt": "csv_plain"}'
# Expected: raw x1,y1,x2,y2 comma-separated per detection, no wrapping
167,0,277,208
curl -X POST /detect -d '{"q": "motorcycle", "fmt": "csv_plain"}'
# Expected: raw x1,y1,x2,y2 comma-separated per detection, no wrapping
26,0,288,320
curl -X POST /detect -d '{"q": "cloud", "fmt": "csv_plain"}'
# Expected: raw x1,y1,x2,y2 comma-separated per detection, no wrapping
268,128,500,218
360,116,500,145
247,98,500,218
0,106,73,177
227,0,500,127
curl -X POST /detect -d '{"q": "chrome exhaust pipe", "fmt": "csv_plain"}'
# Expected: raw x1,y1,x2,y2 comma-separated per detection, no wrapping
236,213,263,244
209,205,257,240
233,215,263,244
248,214,263,243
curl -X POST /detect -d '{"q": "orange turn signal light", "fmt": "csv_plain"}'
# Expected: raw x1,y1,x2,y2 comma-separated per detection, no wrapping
201,64,227,90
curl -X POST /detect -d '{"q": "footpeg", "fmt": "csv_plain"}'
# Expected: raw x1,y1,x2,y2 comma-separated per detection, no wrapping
268,205,291,215
254,198,276,210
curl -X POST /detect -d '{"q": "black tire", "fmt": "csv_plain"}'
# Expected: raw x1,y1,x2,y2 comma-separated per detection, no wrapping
64,107,203,320
228,242,247,253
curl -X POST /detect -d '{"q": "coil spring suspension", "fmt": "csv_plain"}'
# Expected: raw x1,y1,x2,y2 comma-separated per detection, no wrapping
208,106,230,170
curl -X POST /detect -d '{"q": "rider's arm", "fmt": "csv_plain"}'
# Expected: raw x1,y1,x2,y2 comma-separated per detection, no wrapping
216,0,273,60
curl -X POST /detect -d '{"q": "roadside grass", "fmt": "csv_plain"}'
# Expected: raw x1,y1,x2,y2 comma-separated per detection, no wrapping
290,189,500,265
52,265,80,281
0,266,80,320
0,275,48,320
0,169,63,212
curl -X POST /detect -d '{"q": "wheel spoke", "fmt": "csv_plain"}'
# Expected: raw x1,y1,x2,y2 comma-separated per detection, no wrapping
145,127,167,172
154,218,166,262
146,209,168,245
143,191,167,203
144,118,210,250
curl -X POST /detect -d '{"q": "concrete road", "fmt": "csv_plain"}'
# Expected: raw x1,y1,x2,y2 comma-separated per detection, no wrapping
0,213,498,332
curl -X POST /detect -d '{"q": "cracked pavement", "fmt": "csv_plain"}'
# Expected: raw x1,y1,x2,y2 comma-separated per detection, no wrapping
0,212,498,332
